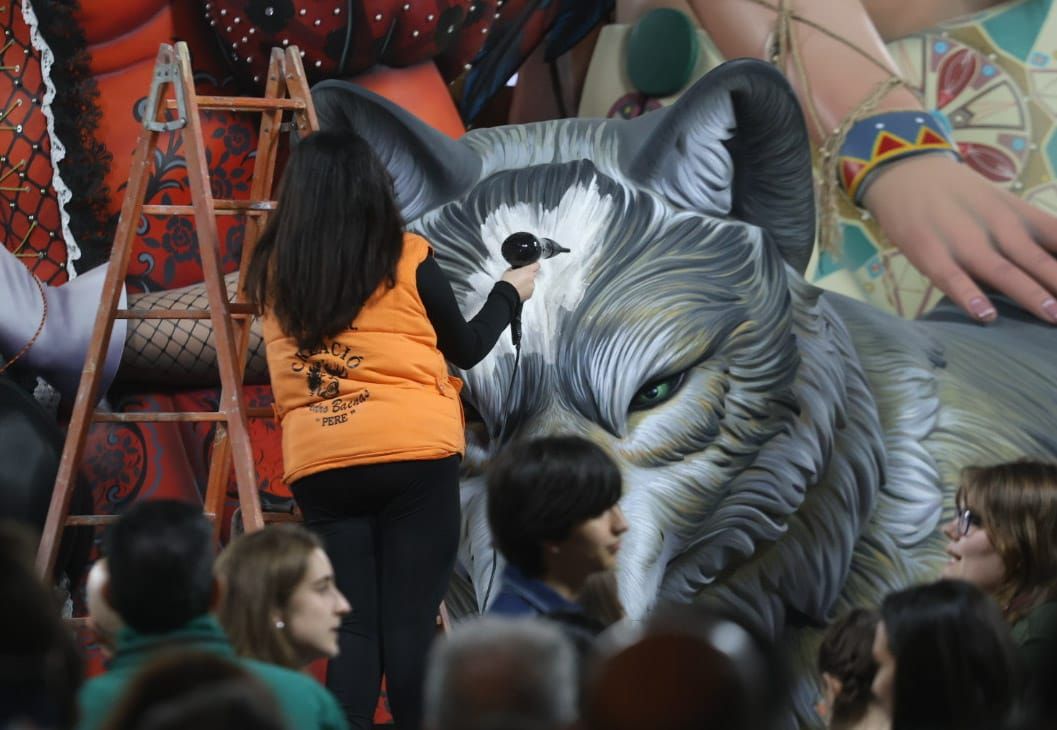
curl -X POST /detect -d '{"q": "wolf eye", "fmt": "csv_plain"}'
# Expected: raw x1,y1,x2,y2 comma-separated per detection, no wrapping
630,372,686,411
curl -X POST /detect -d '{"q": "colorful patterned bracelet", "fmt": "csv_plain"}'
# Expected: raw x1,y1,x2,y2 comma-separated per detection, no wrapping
837,110,962,205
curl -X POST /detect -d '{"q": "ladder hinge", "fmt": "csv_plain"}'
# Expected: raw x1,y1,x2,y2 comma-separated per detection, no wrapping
144,62,189,132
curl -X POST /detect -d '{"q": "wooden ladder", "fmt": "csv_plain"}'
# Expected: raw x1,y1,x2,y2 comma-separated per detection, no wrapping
35,41,318,578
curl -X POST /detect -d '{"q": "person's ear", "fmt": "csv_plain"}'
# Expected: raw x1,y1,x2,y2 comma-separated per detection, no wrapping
820,671,843,712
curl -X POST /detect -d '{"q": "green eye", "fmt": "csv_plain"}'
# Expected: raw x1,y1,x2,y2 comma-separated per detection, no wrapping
630,373,685,411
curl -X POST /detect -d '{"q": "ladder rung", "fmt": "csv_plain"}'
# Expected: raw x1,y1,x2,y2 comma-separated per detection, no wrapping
64,511,221,529
93,411,227,423
263,512,302,524
166,96,306,112
90,407,273,424
115,304,256,320
142,200,277,216
65,514,120,526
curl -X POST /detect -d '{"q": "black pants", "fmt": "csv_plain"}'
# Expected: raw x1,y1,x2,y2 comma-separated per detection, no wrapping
291,456,461,730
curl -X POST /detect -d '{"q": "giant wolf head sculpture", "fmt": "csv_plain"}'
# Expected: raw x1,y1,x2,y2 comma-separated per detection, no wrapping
312,61,1057,718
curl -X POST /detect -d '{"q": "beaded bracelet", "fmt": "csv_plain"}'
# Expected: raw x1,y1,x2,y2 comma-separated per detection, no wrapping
837,110,962,205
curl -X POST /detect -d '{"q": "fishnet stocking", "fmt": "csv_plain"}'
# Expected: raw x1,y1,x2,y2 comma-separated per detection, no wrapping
121,271,268,385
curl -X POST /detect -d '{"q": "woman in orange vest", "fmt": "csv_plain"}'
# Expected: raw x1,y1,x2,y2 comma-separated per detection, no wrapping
244,130,538,730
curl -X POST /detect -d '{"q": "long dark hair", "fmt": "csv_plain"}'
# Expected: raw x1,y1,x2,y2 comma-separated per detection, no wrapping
882,580,1020,730
245,130,404,350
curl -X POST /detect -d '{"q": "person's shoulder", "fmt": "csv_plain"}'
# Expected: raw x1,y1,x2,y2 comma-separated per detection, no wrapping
241,657,323,690
403,231,433,259
1026,601,1057,630
241,659,348,728
76,673,125,730
1013,601,1057,644
489,588,539,616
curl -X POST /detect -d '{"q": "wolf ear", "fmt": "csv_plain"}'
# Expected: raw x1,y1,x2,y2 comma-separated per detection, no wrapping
621,59,816,274
310,80,482,221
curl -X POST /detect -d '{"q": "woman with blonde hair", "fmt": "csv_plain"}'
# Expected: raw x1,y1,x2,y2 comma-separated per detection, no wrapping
216,524,350,670
942,459,1057,671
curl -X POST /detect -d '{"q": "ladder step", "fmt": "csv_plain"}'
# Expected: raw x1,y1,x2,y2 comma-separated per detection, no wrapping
142,200,277,216
64,512,222,528
167,96,306,112
65,514,120,526
115,304,256,320
90,407,274,423
263,512,302,524
93,411,227,423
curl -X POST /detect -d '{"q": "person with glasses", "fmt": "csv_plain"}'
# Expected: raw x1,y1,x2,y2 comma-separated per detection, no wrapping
942,460,1057,673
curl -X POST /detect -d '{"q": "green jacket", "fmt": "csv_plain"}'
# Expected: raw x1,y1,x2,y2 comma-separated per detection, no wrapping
76,615,348,730
1011,600,1057,675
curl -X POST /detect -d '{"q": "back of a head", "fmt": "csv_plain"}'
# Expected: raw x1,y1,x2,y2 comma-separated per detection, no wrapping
0,519,39,570
1010,631,1057,730
487,435,623,578
424,616,578,730
105,500,215,634
882,580,1020,730
101,649,284,730
0,543,83,729
583,603,789,730
817,608,881,729
243,128,405,352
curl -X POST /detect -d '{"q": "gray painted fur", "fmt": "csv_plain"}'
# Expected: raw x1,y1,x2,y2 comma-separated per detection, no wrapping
312,60,1057,724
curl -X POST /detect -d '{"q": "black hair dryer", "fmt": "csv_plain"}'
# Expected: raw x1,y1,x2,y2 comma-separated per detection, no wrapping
500,232,570,347
501,232,571,269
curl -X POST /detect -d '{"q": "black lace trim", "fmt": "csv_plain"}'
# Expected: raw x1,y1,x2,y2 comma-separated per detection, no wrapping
33,0,114,271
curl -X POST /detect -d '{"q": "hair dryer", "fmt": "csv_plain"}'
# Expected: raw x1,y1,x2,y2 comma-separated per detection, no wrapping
500,233,570,346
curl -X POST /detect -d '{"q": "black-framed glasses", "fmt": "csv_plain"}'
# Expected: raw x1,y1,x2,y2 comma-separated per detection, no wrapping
957,508,982,537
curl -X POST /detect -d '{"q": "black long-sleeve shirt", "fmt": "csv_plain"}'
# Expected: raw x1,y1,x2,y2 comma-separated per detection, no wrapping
416,253,519,370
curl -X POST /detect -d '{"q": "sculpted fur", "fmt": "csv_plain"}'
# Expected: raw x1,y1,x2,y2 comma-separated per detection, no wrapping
311,61,1057,720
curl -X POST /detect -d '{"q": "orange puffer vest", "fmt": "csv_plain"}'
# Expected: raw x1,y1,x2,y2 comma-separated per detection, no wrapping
263,233,465,484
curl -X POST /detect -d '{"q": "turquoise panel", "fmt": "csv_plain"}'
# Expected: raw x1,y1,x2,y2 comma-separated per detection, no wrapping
981,0,1052,62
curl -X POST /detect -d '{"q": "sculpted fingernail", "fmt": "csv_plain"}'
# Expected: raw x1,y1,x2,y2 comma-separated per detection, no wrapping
1043,298,1057,322
968,296,996,321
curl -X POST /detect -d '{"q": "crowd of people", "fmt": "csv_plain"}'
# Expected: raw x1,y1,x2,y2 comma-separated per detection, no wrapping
815,461,1057,730
4,449,1057,730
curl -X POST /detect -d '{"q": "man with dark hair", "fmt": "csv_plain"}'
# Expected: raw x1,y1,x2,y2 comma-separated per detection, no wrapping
77,500,347,730
486,435,627,627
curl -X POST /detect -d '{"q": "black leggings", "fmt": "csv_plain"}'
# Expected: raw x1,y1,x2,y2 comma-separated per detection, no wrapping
290,456,461,730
